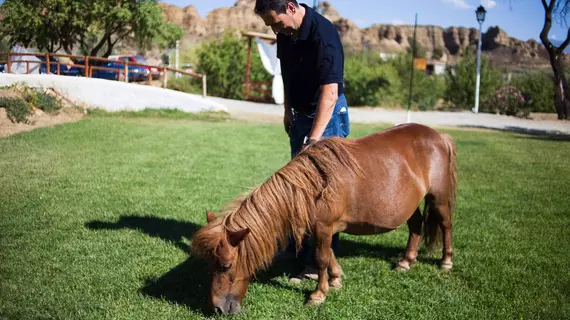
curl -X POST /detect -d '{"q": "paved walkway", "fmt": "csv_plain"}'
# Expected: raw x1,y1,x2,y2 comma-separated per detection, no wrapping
2,73,568,135
210,97,570,135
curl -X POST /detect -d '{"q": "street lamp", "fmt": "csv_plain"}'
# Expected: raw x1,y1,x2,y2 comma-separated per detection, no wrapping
473,5,486,114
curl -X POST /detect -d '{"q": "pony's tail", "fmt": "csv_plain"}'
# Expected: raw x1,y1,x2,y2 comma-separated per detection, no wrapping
422,197,440,251
423,133,457,250
442,133,458,219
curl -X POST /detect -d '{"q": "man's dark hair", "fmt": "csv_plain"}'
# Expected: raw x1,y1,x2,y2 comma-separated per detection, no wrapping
254,0,299,15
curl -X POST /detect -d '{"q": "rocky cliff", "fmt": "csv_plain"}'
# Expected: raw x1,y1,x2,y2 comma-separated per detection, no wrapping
158,0,555,68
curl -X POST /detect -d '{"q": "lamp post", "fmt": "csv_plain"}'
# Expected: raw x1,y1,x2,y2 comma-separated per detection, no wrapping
473,5,486,114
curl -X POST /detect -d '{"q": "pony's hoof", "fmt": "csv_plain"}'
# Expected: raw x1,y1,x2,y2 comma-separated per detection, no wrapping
395,261,411,272
329,277,342,289
306,295,326,306
441,262,453,271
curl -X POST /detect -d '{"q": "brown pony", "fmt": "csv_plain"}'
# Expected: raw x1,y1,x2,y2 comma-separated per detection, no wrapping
192,123,457,315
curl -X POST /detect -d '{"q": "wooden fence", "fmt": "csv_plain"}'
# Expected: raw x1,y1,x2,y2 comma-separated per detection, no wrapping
0,52,207,98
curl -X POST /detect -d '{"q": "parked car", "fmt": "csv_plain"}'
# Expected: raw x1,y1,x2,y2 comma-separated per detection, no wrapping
108,55,161,80
36,55,81,76
88,60,150,82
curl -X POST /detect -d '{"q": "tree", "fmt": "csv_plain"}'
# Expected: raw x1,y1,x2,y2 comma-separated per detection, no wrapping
0,0,182,57
539,0,570,119
0,37,10,58
82,0,182,57
0,0,85,53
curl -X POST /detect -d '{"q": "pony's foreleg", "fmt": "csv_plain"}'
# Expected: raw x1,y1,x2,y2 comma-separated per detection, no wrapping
397,208,423,271
328,249,343,289
306,224,333,306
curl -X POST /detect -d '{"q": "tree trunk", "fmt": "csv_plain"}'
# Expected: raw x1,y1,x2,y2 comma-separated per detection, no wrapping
90,32,111,57
551,55,570,119
540,0,570,120
63,46,73,55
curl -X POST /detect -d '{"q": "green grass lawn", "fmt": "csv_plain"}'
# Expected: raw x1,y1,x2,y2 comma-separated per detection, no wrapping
1,113,569,319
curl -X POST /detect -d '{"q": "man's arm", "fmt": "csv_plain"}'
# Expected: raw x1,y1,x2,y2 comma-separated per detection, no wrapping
307,83,338,141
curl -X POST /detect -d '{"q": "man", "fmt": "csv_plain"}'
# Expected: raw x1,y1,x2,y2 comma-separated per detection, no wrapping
254,0,350,283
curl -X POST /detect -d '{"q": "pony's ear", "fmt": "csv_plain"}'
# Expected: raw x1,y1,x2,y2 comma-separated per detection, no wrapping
206,210,217,223
227,228,250,247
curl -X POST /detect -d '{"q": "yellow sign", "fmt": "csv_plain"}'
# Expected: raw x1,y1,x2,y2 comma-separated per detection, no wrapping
414,58,427,71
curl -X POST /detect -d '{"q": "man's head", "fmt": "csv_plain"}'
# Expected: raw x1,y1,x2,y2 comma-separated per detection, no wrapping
255,0,304,36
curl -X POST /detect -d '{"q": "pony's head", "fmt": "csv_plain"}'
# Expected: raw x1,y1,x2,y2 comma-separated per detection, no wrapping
192,211,251,315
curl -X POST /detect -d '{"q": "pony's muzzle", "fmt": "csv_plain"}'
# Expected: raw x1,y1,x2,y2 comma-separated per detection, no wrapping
213,295,241,315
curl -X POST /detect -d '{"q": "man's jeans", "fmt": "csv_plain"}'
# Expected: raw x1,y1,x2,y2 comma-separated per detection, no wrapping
286,93,350,263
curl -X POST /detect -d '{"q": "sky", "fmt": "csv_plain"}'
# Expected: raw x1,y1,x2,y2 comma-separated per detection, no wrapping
162,0,569,43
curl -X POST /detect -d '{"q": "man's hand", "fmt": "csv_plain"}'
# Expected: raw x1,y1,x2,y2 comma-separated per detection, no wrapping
299,137,319,153
308,83,338,140
284,105,293,135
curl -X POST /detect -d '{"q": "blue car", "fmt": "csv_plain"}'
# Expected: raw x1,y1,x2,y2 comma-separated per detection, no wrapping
36,56,81,76
89,61,150,82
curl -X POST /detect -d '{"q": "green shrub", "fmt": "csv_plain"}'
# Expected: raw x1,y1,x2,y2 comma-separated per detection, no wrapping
15,84,62,114
344,53,401,106
444,49,502,110
407,37,427,59
412,74,446,111
194,31,271,100
481,86,530,117
388,54,446,110
167,76,203,95
0,97,33,123
343,52,447,110
433,47,444,60
512,71,556,113
34,92,61,114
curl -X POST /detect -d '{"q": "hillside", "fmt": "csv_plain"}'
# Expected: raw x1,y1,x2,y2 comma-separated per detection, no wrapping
158,0,563,69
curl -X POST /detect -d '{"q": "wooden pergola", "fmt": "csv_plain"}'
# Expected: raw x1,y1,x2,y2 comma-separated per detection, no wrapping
242,31,277,102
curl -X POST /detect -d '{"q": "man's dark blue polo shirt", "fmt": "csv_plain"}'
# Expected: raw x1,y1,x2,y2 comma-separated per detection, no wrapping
277,4,344,115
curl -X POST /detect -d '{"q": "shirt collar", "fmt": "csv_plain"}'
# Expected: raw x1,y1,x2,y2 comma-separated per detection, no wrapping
294,4,313,41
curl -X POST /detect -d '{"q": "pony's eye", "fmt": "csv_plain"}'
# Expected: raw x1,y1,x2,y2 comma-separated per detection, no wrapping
220,262,232,271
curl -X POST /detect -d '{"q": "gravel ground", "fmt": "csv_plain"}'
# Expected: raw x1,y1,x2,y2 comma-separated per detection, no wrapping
1,74,568,135
210,97,570,135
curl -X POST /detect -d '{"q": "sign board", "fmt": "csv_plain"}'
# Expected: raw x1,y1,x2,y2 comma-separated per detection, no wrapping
414,58,427,71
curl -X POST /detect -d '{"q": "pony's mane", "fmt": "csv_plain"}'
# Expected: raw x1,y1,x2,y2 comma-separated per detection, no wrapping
192,138,364,276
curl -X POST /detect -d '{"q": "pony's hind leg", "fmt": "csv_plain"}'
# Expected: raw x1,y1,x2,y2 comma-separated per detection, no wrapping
425,194,454,271
397,208,423,271
434,201,454,270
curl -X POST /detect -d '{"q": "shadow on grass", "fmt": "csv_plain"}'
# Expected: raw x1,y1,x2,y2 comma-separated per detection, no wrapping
86,215,212,315
458,124,570,140
86,215,200,254
86,215,437,314
254,239,409,299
